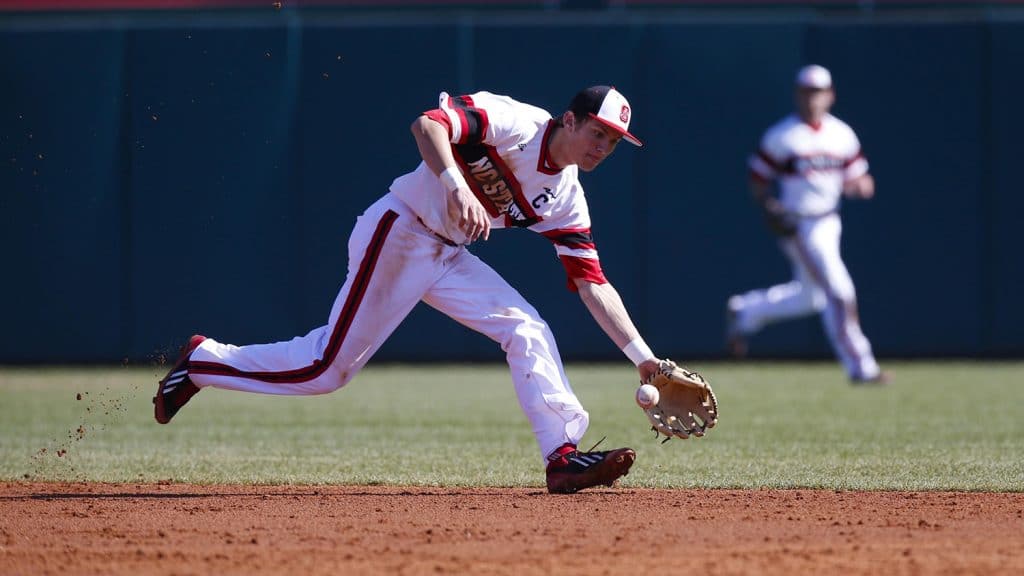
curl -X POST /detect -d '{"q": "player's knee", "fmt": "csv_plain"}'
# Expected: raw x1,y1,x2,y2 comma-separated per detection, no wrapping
318,367,359,393
499,307,550,349
833,286,857,305
810,291,828,311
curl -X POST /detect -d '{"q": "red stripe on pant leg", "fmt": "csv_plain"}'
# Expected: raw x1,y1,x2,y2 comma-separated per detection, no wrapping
188,210,400,383
790,235,861,367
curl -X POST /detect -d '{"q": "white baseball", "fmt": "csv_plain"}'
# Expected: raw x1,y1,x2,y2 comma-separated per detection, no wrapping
635,384,659,409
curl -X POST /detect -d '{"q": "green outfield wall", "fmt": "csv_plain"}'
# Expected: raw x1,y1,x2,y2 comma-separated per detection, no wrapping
2,9,1021,363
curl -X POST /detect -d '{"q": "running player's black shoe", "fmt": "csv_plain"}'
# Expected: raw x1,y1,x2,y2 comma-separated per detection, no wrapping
153,334,206,424
545,443,636,494
850,371,891,386
725,298,748,358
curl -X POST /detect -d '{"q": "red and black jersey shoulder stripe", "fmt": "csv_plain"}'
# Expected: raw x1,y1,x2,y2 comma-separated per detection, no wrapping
541,229,596,250
757,149,785,172
449,95,488,145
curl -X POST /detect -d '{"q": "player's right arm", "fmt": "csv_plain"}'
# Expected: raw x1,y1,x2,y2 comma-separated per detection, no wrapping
747,131,794,235
749,177,773,205
410,115,490,242
748,134,780,205
749,176,786,222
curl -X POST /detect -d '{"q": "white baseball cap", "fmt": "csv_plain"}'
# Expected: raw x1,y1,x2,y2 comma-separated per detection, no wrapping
568,85,643,147
795,65,833,90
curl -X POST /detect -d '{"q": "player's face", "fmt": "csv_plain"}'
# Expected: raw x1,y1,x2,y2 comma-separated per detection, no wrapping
795,87,835,123
573,117,622,172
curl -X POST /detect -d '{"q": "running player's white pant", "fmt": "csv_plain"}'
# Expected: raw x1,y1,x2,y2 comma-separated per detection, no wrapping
729,213,880,380
186,193,588,462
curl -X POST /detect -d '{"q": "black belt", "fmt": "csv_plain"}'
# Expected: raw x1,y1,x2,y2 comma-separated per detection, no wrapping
417,217,458,247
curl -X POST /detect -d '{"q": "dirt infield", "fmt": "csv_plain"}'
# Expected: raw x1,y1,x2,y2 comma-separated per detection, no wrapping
1,482,1022,575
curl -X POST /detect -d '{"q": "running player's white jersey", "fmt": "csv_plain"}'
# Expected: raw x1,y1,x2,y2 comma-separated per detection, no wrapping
390,91,606,289
748,113,869,217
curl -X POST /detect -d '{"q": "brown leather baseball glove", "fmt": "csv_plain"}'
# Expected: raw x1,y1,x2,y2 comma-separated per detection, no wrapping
642,359,718,441
760,197,797,237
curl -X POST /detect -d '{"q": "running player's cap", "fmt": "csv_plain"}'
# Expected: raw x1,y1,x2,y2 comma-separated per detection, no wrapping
796,65,832,90
568,85,643,147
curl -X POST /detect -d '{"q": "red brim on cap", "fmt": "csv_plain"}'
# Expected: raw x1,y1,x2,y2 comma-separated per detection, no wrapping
588,113,643,147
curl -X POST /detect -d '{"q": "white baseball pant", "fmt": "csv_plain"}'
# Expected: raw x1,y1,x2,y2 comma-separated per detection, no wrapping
186,193,588,461
729,213,880,380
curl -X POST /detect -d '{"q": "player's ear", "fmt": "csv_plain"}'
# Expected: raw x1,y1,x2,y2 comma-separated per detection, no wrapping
561,110,576,131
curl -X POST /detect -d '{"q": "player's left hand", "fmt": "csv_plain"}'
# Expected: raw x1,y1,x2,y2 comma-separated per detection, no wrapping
843,174,875,199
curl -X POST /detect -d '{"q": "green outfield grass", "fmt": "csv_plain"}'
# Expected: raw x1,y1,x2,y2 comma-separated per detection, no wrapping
0,361,1021,491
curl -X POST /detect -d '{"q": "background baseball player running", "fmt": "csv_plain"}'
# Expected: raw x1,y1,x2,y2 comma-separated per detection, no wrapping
155,85,670,493
726,65,888,384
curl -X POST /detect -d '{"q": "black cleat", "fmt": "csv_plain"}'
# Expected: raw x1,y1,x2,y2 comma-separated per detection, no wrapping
545,443,636,494
153,334,207,424
850,371,891,386
725,300,748,359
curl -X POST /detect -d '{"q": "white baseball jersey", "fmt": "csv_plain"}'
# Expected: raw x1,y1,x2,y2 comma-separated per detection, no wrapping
748,113,869,217
390,91,607,290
